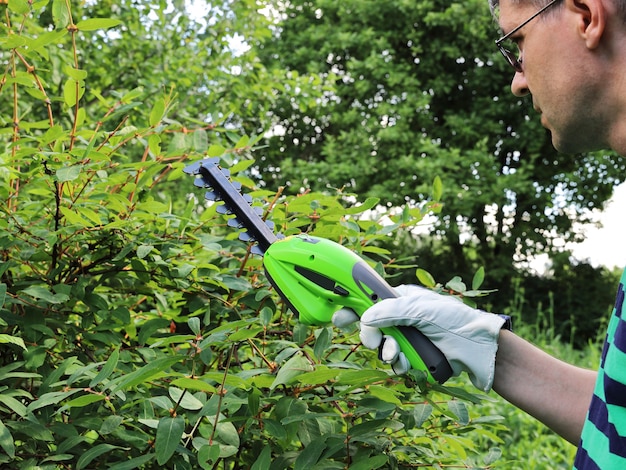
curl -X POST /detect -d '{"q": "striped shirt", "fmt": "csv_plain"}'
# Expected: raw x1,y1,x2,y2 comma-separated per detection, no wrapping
573,269,626,469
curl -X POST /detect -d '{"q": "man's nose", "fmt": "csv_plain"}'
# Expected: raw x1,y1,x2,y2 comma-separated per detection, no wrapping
511,71,530,97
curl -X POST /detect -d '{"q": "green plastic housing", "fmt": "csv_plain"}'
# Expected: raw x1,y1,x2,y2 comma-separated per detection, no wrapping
263,234,452,384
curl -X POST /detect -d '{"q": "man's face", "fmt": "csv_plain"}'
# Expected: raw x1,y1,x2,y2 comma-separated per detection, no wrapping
498,0,608,154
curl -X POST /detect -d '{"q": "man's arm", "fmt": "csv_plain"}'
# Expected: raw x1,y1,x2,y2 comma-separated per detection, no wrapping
493,329,597,445
349,286,598,444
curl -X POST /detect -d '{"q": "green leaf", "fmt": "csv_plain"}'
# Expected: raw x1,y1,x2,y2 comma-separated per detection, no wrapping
313,327,331,361
336,369,389,386
24,345,47,370
413,403,433,427
228,325,263,342
64,66,88,80
52,0,70,28
42,453,73,463
484,447,503,465
295,367,340,385
0,334,26,350
168,387,204,410
8,0,29,14
59,206,90,227
0,420,15,459
343,197,380,215
348,455,388,470
215,420,240,447
167,132,188,153
294,438,326,470
79,207,102,226
56,165,82,182
234,134,250,149
250,445,271,470
148,134,161,155
63,78,85,107
0,283,6,308
21,285,68,304
136,244,154,259
0,394,27,417
26,390,81,412
3,35,27,49
230,158,255,174
448,400,470,425
77,444,127,470
193,129,208,152
120,87,144,103
348,418,390,437
149,98,165,126
430,384,484,405
171,377,216,393
107,454,155,470
137,318,171,345
262,419,286,441
270,354,314,389
280,412,338,425
472,266,485,290
415,268,436,288
292,322,308,345
432,175,443,201
62,393,106,409
109,356,182,393
198,444,221,470
207,144,226,157
75,18,122,31
445,276,466,293
367,385,402,406
155,416,185,465
100,415,124,435
188,316,201,335
219,274,251,292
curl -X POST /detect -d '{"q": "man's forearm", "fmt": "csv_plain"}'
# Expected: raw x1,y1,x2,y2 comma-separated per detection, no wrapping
492,330,597,445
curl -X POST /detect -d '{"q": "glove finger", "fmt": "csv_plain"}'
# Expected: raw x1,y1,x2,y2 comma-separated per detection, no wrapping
332,308,360,328
391,352,410,375
361,298,420,328
394,284,429,297
360,324,383,349
380,335,400,363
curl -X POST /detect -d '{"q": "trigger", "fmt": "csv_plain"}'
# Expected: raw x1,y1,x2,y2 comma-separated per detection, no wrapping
333,285,349,296
294,265,349,296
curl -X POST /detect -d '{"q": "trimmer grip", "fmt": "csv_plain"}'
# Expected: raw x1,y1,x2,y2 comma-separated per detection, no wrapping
350,262,453,383
384,325,453,383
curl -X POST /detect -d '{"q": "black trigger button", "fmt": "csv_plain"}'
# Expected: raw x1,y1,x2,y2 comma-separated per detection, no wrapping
333,285,349,296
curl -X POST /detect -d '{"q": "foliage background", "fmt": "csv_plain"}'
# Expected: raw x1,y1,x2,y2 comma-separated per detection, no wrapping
254,0,624,343
0,0,616,468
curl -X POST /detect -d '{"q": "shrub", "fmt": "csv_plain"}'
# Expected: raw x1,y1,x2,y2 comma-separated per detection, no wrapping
0,2,512,468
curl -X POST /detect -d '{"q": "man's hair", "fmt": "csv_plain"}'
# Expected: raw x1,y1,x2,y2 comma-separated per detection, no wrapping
488,0,626,20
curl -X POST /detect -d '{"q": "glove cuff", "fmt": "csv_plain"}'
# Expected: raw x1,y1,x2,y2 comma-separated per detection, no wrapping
498,314,512,331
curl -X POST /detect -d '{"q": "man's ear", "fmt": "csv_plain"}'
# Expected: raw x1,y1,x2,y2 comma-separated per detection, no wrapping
568,0,607,49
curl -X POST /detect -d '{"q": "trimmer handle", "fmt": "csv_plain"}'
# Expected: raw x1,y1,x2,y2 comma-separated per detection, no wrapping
264,235,453,384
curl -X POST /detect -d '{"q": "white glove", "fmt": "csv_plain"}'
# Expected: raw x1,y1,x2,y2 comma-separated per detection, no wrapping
332,285,506,392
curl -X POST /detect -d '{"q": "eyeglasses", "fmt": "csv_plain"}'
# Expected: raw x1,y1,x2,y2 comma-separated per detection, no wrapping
495,0,560,72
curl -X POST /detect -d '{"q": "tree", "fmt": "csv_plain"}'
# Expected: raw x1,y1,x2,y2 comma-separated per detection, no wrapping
254,0,626,289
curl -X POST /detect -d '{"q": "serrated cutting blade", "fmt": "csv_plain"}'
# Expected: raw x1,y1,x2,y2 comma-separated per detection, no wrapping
184,158,278,253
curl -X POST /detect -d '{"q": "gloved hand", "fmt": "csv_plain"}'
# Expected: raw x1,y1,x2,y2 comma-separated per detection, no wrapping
332,285,507,392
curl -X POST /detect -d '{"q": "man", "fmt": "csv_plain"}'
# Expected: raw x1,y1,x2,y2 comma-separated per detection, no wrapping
333,0,626,467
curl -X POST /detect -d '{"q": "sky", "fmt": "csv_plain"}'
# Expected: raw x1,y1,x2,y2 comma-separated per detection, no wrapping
568,182,626,270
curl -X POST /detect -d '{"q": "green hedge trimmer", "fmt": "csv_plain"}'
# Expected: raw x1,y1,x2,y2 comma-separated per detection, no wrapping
185,158,452,384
